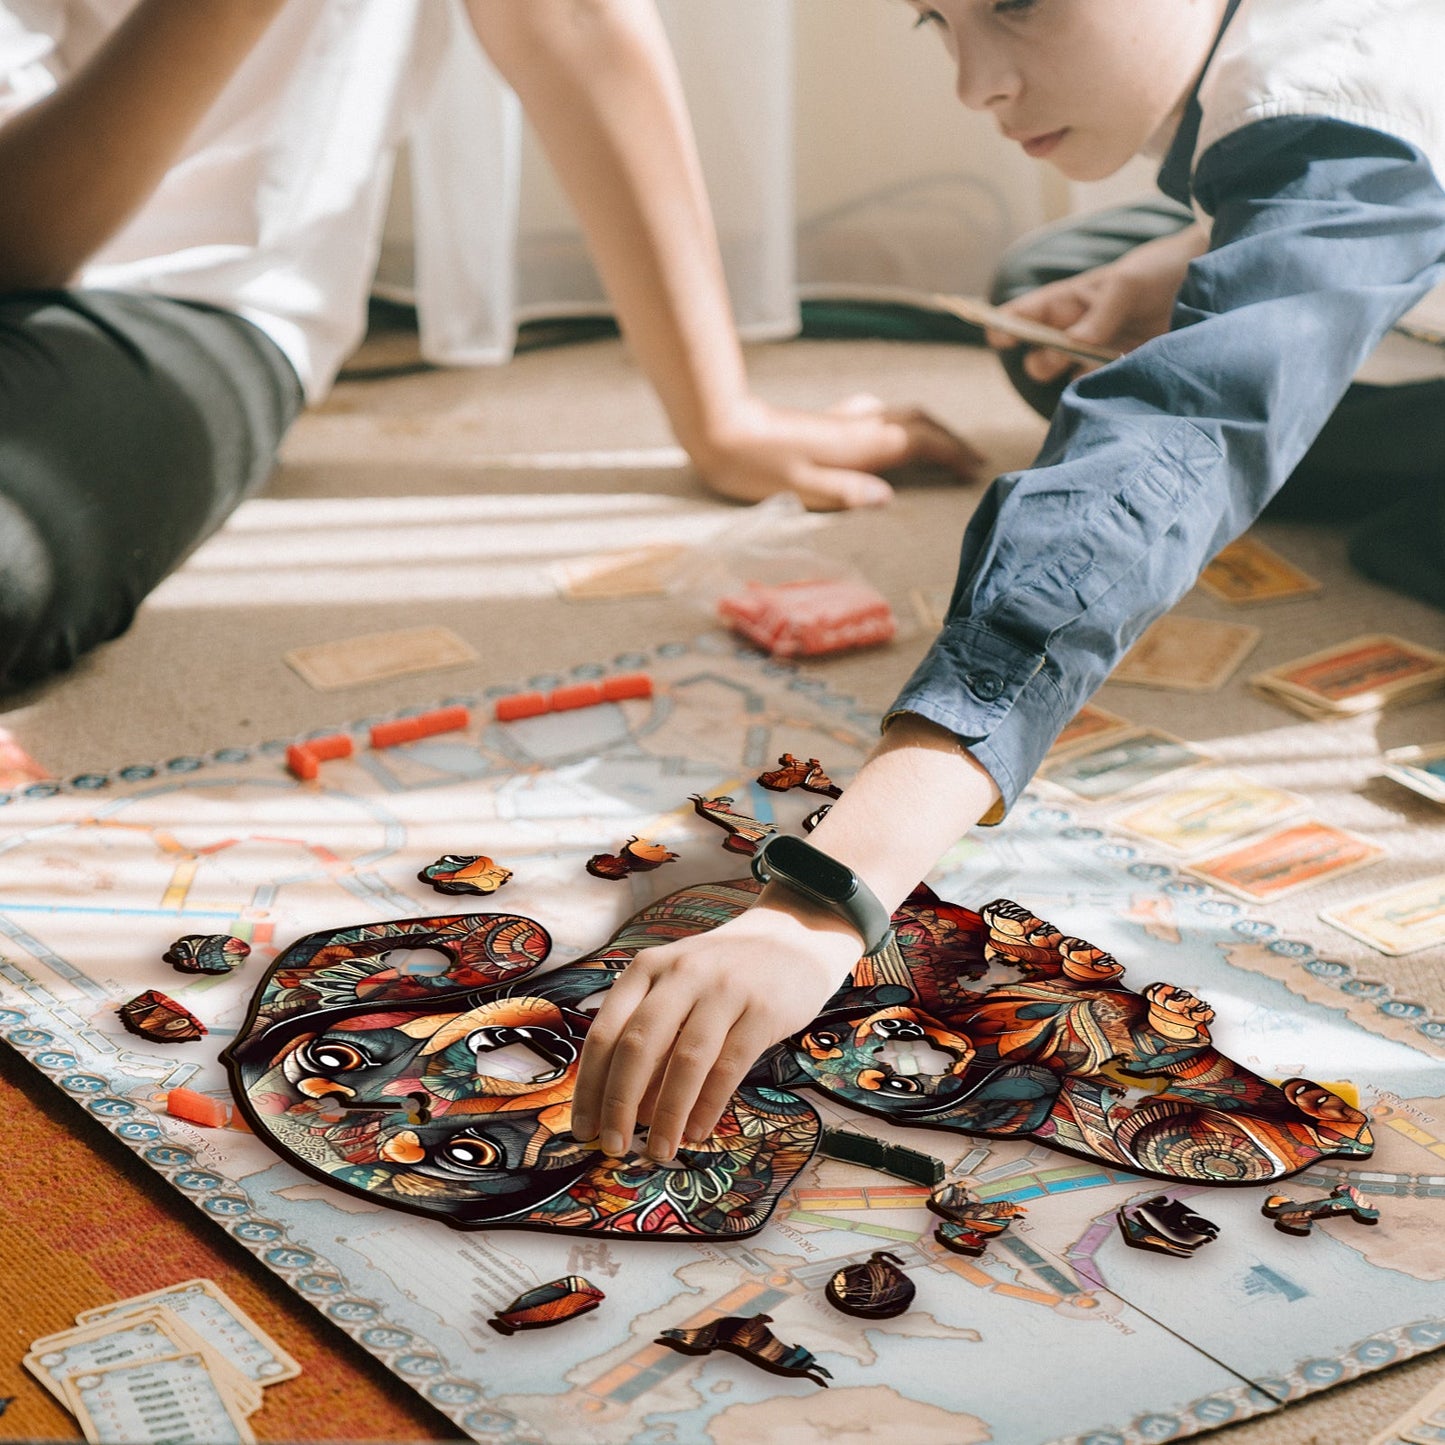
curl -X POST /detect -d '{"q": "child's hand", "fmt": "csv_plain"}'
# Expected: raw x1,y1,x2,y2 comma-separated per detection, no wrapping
689,393,984,511
987,222,1209,385
569,894,864,1161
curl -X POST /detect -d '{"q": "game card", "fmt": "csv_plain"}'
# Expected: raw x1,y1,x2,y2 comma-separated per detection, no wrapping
932,293,1122,363
1047,703,1132,758
61,1353,255,1445
26,1309,257,1414
1110,615,1261,692
1382,740,1445,805
78,1279,301,1386
1196,536,1322,604
1251,634,1445,716
1113,773,1305,855
1321,873,1445,957
283,625,478,691
1038,728,1209,801
1185,821,1384,902
553,543,689,600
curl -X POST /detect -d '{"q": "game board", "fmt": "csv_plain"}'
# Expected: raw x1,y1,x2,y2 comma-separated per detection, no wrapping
1,638,1442,1445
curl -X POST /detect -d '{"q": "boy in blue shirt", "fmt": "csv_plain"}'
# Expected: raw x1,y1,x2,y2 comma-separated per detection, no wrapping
574,0,1445,1165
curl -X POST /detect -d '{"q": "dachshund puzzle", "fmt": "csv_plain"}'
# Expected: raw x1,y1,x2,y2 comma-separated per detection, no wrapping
0,639,1442,1445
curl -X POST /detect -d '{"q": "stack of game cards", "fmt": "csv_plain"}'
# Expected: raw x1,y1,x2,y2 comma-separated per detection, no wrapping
1366,1367,1445,1444
25,1278,299,1443
1382,741,1445,807
1252,634,1445,719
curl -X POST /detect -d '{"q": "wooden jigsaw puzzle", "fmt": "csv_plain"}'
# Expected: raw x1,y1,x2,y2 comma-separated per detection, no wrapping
1,641,1441,1445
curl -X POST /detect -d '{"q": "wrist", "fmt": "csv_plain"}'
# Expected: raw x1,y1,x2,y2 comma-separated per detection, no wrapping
748,884,874,968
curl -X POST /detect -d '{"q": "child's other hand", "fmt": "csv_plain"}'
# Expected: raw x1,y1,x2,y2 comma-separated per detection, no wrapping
690,393,984,511
987,222,1208,385
569,895,863,1162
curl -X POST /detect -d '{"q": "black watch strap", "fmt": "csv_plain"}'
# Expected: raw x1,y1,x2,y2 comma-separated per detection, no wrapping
751,833,895,957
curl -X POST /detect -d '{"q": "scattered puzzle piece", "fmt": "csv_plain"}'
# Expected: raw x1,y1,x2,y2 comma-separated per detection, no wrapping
418,855,513,896
117,990,206,1043
802,802,831,833
1117,1195,1220,1258
488,1276,605,1335
824,1251,915,1319
690,793,772,855
163,934,250,976
929,1182,1027,1256
1262,1183,1380,1236
756,754,844,798
586,837,678,881
657,1313,832,1387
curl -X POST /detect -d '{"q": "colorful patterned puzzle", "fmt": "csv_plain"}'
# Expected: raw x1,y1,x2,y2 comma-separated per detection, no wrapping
1,641,1441,1445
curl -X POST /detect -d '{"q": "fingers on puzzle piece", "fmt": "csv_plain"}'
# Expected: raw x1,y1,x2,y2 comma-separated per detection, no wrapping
418,854,513,896
586,837,679,880
657,1313,832,1387
1262,1183,1380,1236
1116,1194,1220,1258
163,933,250,975
825,1251,915,1319
118,990,206,1042
690,793,773,855
488,1276,605,1335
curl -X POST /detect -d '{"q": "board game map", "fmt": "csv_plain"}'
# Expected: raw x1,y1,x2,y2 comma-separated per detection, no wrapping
1,639,1442,1445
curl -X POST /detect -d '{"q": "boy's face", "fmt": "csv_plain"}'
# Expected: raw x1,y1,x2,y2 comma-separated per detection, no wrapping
906,0,1229,181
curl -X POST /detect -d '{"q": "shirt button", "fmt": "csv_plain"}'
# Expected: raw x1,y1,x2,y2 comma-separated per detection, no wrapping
966,670,1004,701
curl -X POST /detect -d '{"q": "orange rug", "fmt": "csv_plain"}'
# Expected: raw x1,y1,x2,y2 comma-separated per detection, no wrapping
0,1044,459,1441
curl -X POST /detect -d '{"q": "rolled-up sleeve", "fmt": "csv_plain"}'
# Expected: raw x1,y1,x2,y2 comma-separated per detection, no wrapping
889,117,1445,815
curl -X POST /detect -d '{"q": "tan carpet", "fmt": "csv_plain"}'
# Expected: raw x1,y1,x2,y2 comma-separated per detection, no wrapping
3,331,1444,1442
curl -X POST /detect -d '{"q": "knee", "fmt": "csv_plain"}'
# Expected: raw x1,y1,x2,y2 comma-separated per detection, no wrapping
0,494,59,689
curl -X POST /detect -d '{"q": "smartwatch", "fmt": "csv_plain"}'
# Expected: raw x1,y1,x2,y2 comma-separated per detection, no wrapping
750,833,894,957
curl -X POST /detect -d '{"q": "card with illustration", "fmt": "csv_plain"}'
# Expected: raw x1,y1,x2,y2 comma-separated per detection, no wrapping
1197,536,1322,604
284,625,478,691
1113,773,1306,855
1321,874,1445,957
61,1353,255,1445
1382,740,1445,806
1047,703,1132,758
1039,728,1210,801
1185,821,1385,902
1252,634,1445,717
1110,616,1261,692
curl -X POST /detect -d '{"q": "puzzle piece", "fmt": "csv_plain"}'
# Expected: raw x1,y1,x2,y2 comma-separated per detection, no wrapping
117,990,206,1043
163,934,250,976
488,1276,605,1335
928,1182,1027,1257
418,855,513,896
690,793,772,855
1262,1183,1380,1236
756,754,844,798
657,1313,832,1386
825,1251,915,1319
586,838,678,881
1117,1195,1220,1258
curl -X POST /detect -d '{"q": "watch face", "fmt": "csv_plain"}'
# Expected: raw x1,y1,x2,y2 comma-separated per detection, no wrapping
766,835,854,901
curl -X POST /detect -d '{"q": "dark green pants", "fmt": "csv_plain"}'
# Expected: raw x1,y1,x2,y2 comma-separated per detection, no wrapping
990,200,1445,608
0,290,302,688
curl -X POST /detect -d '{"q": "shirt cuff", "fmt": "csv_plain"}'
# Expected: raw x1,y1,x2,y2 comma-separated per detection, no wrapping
884,618,1068,823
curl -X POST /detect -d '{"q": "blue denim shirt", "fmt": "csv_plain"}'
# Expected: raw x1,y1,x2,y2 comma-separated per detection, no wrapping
888,116,1445,817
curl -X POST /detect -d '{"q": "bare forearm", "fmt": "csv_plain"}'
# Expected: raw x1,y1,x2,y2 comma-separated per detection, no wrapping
769,713,1001,921
0,0,288,290
465,0,748,454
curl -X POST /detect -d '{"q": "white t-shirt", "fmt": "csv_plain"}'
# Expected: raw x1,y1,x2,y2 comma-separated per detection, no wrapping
0,0,454,398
